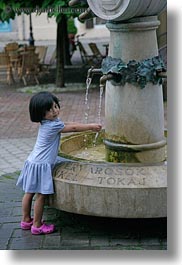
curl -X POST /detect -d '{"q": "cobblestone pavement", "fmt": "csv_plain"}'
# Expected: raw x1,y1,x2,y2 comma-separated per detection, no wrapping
0,76,167,250
0,173,167,250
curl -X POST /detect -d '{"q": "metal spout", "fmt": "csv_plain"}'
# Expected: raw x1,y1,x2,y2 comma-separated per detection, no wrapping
100,74,113,87
69,0,80,6
87,67,114,87
87,67,102,79
79,7,95,22
69,0,87,6
157,71,167,78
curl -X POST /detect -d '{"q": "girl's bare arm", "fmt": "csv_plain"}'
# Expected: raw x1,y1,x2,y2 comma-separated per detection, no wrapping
61,122,102,133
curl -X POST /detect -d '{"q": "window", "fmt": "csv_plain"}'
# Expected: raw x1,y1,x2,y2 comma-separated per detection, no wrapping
0,21,12,32
85,17,106,29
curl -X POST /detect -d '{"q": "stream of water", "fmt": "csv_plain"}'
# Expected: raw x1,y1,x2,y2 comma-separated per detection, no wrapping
84,77,92,149
84,77,104,149
93,84,104,146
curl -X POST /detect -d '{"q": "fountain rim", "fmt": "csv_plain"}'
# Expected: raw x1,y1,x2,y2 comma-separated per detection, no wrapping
104,138,166,152
59,130,167,164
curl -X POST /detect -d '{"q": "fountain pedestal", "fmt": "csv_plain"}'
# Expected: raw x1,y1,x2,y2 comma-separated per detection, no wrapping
105,16,166,163
48,0,167,218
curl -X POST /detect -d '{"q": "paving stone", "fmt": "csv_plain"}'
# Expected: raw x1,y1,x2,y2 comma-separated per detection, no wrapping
109,238,141,247
90,235,109,247
42,235,61,249
60,233,90,247
9,236,43,250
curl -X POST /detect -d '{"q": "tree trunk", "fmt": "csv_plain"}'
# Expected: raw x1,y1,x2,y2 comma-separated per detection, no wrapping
56,16,65,88
56,14,73,87
64,19,72,65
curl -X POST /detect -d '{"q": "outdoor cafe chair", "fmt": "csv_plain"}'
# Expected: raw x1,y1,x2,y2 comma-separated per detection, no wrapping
0,52,14,85
35,46,48,64
18,51,40,86
4,42,19,54
4,42,20,75
38,48,56,75
88,42,105,63
77,42,96,66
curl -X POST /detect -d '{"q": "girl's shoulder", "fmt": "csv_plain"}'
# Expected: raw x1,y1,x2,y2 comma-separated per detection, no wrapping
41,118,65,132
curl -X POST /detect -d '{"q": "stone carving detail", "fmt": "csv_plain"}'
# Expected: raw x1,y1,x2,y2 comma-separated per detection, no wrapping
101,56,166,89
53,162,166,188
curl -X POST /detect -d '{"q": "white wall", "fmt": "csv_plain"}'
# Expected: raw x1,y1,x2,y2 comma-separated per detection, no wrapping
0,13,109,42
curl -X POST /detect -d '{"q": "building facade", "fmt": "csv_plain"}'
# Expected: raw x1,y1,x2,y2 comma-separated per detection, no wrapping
0,13,110,42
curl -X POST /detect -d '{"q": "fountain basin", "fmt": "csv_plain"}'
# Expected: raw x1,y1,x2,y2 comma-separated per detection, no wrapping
48,131,167,218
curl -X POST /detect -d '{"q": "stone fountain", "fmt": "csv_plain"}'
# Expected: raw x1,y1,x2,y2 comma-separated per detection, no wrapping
48,0,167,218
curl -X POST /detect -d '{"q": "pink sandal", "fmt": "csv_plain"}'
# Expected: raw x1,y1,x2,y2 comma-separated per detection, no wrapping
20,219,33,230
31,223,55,235
20,219,45,230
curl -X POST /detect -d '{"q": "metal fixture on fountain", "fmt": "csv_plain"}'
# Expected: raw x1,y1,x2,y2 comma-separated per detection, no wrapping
48,0,167,218
69,0,95,22
87,66,114,90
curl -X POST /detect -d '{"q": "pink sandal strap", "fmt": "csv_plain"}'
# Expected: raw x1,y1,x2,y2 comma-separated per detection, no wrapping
21,219,33,230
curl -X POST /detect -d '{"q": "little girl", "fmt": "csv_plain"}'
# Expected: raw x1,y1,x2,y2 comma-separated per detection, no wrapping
16,91,102,235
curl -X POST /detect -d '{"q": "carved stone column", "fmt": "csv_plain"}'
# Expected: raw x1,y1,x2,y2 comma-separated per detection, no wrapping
104,16,166,162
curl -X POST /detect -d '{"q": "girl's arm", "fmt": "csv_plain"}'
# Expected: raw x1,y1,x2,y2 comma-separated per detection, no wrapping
61,122,102,133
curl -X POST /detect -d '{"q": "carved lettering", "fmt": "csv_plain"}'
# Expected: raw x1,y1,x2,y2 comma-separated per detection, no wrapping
115,168,124,175
97,176,146,186
107,177,115,185
139,177,146,185
91,167,103,174
137,168,147,175
90,166,147,177
117,178,126,185
58,171,64,178
125,168,134,175
104,168,113,175
55,164,148,187
98,176,105,184
127,178,136,185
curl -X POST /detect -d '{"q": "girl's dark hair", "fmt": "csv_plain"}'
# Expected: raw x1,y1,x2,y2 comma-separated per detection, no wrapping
29,92,60,122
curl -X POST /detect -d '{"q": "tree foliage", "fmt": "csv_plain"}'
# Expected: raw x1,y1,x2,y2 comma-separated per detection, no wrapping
0,0,87,22
0,0,88,87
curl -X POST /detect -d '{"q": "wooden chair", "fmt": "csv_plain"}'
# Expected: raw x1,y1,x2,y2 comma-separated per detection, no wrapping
18,51,40,85
0,52,14,85
88,42,105,63
38,48,56,74
4,42,20,73
49,49,56,65
77,42,96,65
4,42,19,54
35,46,48,64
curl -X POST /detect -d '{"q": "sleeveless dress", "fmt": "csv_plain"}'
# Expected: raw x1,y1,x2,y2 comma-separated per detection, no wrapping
16,118,65,194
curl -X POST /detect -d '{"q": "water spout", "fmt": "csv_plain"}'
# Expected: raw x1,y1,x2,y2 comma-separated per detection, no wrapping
69,0,88,6
100,74,113,86
87,67,114,88
79,7,95,22
87,67,102,79
157,71,167,78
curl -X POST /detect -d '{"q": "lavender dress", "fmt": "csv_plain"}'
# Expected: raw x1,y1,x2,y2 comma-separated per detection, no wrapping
16,118,65,194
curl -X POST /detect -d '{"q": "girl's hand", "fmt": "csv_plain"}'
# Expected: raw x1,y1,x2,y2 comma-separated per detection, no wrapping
90,123,102,132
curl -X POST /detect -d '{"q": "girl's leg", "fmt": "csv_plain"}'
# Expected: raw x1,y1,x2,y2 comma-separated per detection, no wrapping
22,192,35,222
33,193,46,228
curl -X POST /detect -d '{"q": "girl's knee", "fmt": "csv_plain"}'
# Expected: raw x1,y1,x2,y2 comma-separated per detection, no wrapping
36,193,47,200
